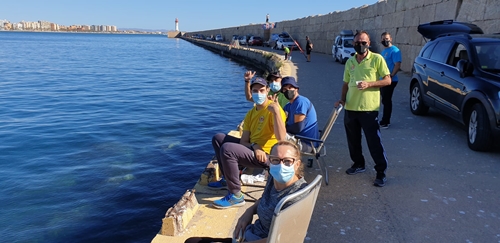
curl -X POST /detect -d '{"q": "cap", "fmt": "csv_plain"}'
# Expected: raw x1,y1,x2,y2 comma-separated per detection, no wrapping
281,76,299,89
250,77,268,88
267,71,282,81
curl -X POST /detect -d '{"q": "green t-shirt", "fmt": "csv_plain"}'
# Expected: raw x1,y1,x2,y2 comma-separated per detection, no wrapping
268,91,288,108
343,51,390,111
284,47,290,53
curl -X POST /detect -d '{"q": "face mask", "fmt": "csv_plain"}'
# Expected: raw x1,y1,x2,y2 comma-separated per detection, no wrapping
381,40,391,47
252,93,267,105
270,82,281,92
269,163,295,184
354,44,368,54
283,89,296,100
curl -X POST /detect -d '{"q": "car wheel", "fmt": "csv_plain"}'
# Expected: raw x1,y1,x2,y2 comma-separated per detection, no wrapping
334,53,339,62
341,57,347,64
467,103,493,151
410,83,429,115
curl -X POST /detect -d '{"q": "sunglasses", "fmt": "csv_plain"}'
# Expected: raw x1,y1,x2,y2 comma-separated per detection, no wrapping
354,41,368,46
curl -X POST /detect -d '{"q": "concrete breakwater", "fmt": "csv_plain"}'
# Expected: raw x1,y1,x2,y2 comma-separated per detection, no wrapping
181,36,286,74
185,0,499,73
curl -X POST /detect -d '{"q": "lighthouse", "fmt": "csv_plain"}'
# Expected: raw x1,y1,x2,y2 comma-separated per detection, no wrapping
175,18,179,31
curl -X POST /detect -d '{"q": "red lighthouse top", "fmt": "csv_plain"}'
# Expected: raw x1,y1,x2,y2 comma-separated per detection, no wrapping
175,18,178,23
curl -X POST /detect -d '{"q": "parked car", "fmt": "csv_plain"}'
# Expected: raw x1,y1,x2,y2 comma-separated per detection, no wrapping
332,30,355,64
239,35,248,45
248,36,263,46
215,34,223,41
275,37,297,50
409,20,500,151
265,33,279,47
232,35,239,41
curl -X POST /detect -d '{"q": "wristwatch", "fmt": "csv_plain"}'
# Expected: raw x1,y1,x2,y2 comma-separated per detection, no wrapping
250,143,256,149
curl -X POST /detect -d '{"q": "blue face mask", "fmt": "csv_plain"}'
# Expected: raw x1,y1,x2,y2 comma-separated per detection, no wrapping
269,82,281,92
252,93,267,105
269,163,295,184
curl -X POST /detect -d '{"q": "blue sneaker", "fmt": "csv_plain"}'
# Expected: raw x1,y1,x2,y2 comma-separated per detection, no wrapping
213,193,245,209
208,177,227,190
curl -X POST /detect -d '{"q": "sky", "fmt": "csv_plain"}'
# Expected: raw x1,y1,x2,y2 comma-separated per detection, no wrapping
0,0,379,32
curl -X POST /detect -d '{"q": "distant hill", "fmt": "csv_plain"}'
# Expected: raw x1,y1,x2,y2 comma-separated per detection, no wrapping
119,28,172,32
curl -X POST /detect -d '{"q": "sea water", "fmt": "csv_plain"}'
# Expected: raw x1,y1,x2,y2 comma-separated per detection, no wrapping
0,32,253,242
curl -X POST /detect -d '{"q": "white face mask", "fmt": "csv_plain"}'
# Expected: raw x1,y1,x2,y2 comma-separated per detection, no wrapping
270,82,281,92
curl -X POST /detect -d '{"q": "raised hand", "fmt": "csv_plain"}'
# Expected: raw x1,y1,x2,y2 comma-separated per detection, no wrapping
244,70,256,82
267,93,280,114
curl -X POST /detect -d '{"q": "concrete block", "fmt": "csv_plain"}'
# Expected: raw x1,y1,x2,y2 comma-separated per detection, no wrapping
420,4,437,25
374,15,384,29
377,0,396,15
342,7,361,21
403,8,421,27
484,0,498,20
423,0,445,6
161,189,199,236
360,4,378,19
363,17,376,30
456,0,486,22
383,11,405,28
475,19,500,34
435,0,459,21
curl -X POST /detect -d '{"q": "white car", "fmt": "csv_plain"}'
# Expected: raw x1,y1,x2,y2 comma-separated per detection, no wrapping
275,37,297,50
333,30,355,64
239,36,247,45
215,34,223,41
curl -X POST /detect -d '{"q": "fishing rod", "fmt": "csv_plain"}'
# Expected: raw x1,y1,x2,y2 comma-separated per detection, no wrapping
283,31,307,59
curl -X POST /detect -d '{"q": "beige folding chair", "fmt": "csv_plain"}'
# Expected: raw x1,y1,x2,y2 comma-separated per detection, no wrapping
294,105,343,185
266,174,323,243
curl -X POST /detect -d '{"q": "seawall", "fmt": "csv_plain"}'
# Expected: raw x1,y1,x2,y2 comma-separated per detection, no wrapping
181,37,296,77
185,0,499,72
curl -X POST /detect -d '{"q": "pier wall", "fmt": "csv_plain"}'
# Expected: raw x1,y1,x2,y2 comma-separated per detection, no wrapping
181,37,285,73
185,0,499,72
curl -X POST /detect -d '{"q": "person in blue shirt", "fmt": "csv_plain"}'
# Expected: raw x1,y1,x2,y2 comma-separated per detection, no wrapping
280,76,319,152
380,32,402,129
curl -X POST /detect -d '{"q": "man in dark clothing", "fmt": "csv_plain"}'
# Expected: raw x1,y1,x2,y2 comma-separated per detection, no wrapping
305,36,313,62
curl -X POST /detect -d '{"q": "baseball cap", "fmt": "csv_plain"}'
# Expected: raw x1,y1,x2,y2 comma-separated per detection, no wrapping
267,71,282,81
250,77,268,88
281,76,299,89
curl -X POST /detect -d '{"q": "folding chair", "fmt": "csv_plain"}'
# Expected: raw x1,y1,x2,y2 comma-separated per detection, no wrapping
294,105,343,185
266,174,323,243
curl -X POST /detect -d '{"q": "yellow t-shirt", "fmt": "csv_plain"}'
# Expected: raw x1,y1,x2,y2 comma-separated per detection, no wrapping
343,51,390,111
243,101,287,154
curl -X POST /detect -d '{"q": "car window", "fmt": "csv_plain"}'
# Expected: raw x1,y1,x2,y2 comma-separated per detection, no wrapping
283,38,292,42
421,42,437,58
429,40,454,63
475,43,500,73
446,43,468,66
344,39,353,47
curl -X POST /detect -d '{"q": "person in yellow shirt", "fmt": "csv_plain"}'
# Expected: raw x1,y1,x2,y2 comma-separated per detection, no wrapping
210,77,287,209
335,30,391,187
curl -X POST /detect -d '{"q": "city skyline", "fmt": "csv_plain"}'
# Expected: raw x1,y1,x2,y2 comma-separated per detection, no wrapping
0,0,378,32
0,19,119,32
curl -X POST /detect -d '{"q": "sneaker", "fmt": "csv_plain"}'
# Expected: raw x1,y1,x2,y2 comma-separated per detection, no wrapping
374,176,387,187
208,178,227,190
379,122,390,129
213,193,245,209
345,167,366,175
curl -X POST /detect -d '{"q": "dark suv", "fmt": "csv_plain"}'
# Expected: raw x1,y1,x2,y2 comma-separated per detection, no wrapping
409,20,500,151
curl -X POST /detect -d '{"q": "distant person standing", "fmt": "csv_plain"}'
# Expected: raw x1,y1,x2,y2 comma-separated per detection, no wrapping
266,13,270,23
379,32,402,129
284,46,290,60
334,30,391,187
305,36,313,62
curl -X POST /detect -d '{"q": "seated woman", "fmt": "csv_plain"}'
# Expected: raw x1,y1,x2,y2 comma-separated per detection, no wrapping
185,141,308,243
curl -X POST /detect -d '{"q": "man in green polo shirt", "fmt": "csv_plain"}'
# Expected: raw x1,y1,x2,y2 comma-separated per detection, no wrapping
335,30,391,187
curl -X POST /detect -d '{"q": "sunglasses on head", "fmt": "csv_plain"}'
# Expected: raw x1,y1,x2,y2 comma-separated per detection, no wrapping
354,41,368,46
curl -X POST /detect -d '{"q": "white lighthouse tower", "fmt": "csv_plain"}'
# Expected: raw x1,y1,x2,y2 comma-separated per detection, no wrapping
175,18,179,31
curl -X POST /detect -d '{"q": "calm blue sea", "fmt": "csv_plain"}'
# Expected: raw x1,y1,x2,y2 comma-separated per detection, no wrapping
0,32,253,243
